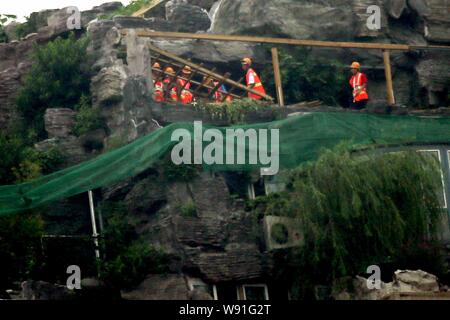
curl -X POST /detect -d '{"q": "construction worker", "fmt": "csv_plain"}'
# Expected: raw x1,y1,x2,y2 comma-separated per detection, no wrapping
163,66,178,103
241,57,266,100
177,66,194,104
152,62,165,102
349,61,369,110
204,76,233,103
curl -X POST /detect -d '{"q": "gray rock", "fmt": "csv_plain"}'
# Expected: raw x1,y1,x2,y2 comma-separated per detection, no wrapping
121,274,190,300
44,108,76,138
4,22,20,42
21,280,77,300
91,64,127,107
188,0,217,11
112,16,174,31
422,0,450,43
210,0,355,41
394,269,440,292
166,1,211,32
387,0,408,19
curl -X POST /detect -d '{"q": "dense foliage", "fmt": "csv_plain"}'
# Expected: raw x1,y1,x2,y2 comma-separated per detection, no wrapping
16,33,92,139
72,95,105,137
262,47,347,106
0,212,45,290
0,132,63,185
248,146,445,299
194,98,279,124
98,202,170,289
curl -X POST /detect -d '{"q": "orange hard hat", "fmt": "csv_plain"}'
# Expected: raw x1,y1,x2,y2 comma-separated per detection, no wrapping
182,65,192,74
165,67,175,75
241,57,252,65
152,62,161,70
350,62,361,69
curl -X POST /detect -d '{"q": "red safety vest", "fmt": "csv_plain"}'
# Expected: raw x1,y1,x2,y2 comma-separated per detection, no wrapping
177,78,193,104
164,78,178,102
153,80,165,102
246,68,266,100
349,72,369,102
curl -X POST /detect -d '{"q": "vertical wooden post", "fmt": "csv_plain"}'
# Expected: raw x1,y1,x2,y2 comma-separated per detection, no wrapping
271,47,285,107
383,49,396,106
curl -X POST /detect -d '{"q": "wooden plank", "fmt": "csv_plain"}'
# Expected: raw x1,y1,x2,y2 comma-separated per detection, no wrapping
124,30,413,51
193,68,216,95
148,43,274,100
209,72,231,98
132,0,165,17
153,69,242,99
221,77,244,102
271,47,285,107
383,49,396,106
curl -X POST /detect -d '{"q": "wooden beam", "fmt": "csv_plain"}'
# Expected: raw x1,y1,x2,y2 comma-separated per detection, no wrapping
383,49,396,106
209,72,231,98
148,43,274,100
222,77,244,102
153,69,242,99
271,48,285,107
132,0,165,17
125,30,413,51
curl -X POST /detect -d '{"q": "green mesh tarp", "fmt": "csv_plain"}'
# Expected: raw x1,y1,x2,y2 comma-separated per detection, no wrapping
1,112,450,215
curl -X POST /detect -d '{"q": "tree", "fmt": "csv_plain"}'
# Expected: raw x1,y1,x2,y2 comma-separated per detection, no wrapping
16,33,92,139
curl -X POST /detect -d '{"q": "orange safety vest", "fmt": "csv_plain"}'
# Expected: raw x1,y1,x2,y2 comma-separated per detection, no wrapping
177,78,193,104
153,80,165,102
246,68,266,100
349,72,369,102
164,78,178,102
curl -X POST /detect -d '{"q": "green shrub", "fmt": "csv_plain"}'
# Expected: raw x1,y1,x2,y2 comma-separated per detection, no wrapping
98,202,170,289
16,33,92,139
0,132,63,184
180,201,198,218
252,146,444,298
262,47,347,106
0,212,45,290
73,95,105,137
194,98,277,124
15,13,41,39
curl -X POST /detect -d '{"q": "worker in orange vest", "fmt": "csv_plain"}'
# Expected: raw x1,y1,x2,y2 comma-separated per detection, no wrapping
204,76,233,103
163,66,178,103
349,61,369,110
152,62,165,103
177,66,194,104
241,57,266,100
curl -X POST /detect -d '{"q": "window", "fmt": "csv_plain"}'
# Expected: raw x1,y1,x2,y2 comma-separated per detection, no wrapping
418,150,447,208
238,284,269,301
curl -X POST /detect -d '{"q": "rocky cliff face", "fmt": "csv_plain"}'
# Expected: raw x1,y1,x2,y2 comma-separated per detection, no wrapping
0,0,449,300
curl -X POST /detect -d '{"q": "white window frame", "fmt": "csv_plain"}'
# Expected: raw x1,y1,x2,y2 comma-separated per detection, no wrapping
239,284,270,301
418,150,447,209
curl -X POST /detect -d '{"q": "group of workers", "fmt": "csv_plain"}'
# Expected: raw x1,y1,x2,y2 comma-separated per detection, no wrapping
151,56,369,110
151,57,267,104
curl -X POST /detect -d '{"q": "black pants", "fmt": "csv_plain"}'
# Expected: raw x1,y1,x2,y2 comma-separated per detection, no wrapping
350,100,368,110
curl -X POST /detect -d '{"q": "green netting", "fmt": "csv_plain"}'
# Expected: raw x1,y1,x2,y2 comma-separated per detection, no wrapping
1,112,450,215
